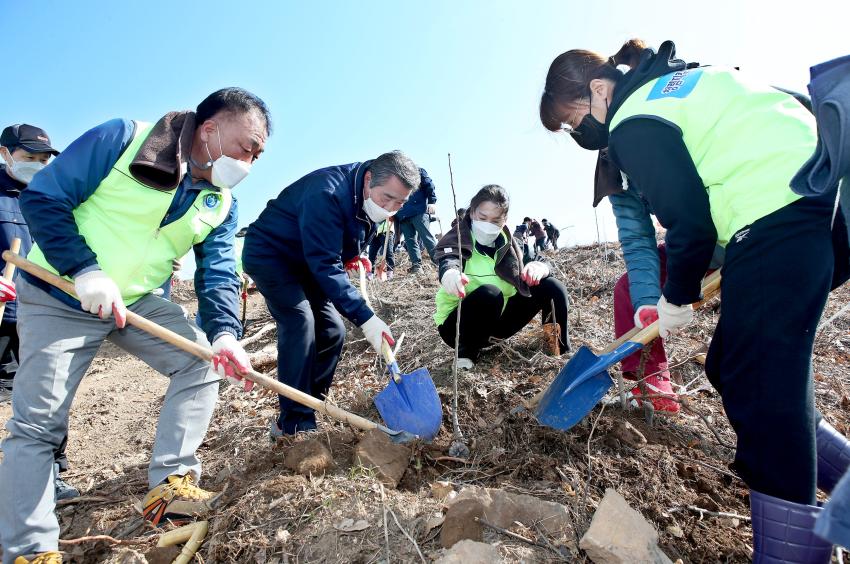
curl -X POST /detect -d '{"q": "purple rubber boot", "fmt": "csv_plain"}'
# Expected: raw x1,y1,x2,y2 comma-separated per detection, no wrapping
750,489,832,563
816,419,850,494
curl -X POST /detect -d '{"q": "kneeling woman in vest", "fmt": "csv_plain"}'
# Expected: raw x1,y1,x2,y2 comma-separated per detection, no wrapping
541,39,850,560
433,185,570,370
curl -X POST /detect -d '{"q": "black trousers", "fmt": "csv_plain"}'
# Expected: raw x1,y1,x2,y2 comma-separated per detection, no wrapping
437,276,570,361
248,266,346,433
0,320,20,379
705,196,842,504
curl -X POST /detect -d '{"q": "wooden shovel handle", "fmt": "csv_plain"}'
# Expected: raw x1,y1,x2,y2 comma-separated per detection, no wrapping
599,270,721,353
2,251,391,435
0,238,22,323
358,261,372,309
629,269,721,347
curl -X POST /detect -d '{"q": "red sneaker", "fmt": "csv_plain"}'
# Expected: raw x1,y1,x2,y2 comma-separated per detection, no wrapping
626,371,681,414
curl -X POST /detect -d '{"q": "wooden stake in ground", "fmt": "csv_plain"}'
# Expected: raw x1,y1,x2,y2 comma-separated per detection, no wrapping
446,153,469,459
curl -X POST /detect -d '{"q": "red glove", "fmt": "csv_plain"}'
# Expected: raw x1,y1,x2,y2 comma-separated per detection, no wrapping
344,256,372,274
633,305,659,328
211,334,253,392
0,276,16,302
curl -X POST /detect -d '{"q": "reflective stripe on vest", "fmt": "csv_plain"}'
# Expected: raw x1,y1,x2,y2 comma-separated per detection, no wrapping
434,232,517,326
27,120,232,305
609,67,815,245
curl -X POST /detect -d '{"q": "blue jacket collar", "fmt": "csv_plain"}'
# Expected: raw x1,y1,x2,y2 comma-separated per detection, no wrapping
0,166,25,195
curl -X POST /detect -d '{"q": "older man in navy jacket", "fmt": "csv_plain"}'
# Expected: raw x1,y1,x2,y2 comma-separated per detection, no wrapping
244,151,421,436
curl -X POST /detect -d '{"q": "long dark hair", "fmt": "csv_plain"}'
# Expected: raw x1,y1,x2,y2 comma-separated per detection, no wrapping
539,39,647,132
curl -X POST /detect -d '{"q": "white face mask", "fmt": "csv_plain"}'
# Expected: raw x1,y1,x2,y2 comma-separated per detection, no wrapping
472,220,503,246
363,196,396,223
205,126,251,190
3,152,45,185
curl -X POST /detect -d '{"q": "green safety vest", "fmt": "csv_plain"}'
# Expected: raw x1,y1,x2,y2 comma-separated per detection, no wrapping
609,67,816,245
434,232,517,325
28,121,233,305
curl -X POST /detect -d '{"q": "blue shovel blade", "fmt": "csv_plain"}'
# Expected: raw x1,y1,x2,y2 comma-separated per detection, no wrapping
374,367,443,441
535,341,644,431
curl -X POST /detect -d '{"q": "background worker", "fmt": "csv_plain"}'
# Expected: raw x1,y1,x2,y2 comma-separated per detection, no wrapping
395,168,438,274
0,124,78,501
529,217,547,253
367,218,396,280
542,218,560,250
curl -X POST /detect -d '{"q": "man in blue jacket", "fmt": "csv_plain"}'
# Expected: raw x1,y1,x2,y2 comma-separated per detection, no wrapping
0,125,58,399
395,168,437,274
0,125,80,503
244,151,420,436
0,88,269,564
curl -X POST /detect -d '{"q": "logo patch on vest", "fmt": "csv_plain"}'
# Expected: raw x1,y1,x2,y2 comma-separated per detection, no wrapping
647,69,703,100
203,194,221,209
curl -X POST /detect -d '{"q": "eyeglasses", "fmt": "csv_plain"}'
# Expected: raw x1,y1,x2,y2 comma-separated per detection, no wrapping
560,97,592,135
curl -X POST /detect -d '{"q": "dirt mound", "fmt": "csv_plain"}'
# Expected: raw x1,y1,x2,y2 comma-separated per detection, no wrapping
2,243,848,562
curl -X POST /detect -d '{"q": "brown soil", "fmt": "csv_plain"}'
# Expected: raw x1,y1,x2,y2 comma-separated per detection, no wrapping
1,243,848,563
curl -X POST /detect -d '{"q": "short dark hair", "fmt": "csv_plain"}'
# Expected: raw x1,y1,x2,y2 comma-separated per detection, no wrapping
523,216,531,223
470,185,510,217
196,87,272,135
369,151,420,191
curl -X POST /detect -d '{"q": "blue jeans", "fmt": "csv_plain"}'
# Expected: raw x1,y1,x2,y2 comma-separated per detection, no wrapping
399,213,437,266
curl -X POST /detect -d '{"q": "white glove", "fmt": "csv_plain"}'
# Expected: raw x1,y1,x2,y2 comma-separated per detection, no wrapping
657,295,694,339
441,269,469,298
74,270,127,328
426,204,437,215
521,261,549,286
359,314,395,355
633,305,659,328
211,333,253,391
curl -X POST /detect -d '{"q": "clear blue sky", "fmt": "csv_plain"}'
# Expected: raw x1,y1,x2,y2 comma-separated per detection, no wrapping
3,1,849,265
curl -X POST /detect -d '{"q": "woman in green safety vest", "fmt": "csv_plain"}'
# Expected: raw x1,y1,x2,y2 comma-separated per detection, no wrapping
540,39,850,560
433,184,570,370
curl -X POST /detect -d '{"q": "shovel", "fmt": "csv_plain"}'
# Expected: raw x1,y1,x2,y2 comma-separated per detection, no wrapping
357,262,443,441
4,251,418,444
535,270,722,431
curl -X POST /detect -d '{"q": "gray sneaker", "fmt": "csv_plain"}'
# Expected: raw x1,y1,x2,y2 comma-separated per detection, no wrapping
54,463,80,501
269,416,318,442
408,263,422,274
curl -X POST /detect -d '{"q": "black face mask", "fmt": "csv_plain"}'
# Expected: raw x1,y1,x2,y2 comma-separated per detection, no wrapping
571,113,608,150
570,90,609,151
